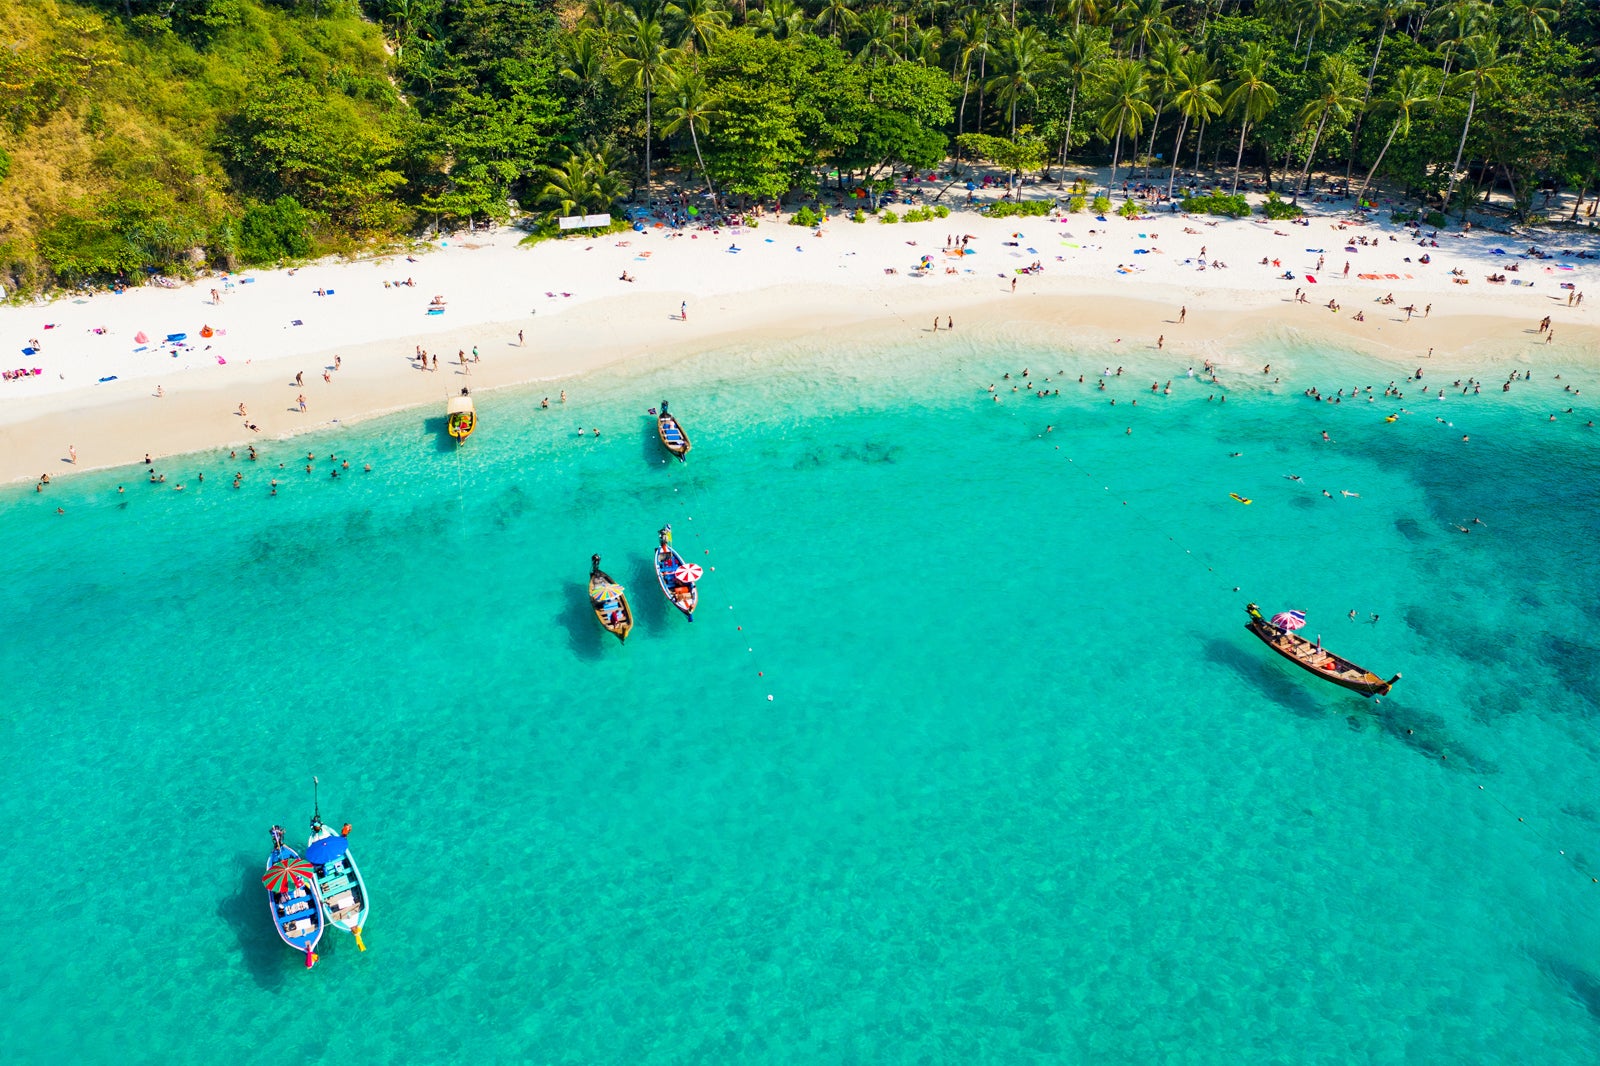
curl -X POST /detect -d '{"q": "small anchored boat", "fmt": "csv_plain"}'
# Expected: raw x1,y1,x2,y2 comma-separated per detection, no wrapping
264,825,324,968
656,400,690,461
654,525,701,621
589,554,633,641
447,388,476,443
1244,603,1400,697
306,777,370,951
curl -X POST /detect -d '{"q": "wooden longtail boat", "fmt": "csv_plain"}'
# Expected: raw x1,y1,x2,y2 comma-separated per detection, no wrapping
306,778,370,951
447,389,476,443
589,554,633,642
264,825,324,968
654,525,699,621
656,400,690,461
1244,603,1400,697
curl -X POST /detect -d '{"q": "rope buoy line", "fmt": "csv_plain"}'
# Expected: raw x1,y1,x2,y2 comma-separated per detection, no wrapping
1034,415,1596,891
666,480,775,704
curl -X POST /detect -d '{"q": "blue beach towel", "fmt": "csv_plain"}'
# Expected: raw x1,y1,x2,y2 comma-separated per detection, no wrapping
98,375,117,382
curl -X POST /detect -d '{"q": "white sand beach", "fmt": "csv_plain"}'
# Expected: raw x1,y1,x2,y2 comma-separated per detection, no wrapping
5,179,1599,484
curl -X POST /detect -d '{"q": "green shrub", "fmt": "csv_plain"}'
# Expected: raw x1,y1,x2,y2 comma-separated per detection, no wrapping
1092,194,1111,213
1390,210,1417,223
1117,198,1142,218
236,195,312,264
851,208,866,224
790,205,819,227
1260,191,1304,220
1181,193,1250,217
901,206,927,222
1425,210,1447,228
0,145,11,185
880,209,898,223
980,199,1052,218
934,204,950,218
1069,194,1086,213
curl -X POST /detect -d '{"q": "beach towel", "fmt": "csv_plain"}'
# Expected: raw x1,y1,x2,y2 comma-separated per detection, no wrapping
291,319,303,326
1306,275,1317,283
98,376,117,383
21,347,36,356
1358,273,1379,280
426,308,445,315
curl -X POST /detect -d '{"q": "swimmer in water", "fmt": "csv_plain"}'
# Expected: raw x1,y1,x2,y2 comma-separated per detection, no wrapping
1341,490,1360,497
1284,474,1302,481
1322,489,1333,497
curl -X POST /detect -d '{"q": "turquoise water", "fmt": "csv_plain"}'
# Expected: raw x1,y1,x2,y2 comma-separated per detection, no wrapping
4,330,1599,1063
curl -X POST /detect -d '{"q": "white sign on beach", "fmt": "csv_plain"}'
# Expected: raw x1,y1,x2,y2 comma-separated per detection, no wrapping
558,213,613,230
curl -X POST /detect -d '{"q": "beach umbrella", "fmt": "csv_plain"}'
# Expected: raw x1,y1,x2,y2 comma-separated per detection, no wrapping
673,564,704,584
134,331,148,344
1270,610,1307,632
593,583,624,601
262,858,316,893
305,834,349,866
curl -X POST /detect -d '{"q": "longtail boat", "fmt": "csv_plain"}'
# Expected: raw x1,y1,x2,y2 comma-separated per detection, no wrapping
589,554,633,641
1244,603,1400,697
447,389,476,443
654,525,700,621
306,777,370,951
264,825,324,968
657,400,690,461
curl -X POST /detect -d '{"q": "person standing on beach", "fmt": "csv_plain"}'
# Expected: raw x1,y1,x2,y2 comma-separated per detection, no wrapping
1011,278,1017,292
295,371,304,387
932,317,938,332
68,445,77,464
472,346,479,362
1178,306,1186,323
519,329,525,346
681,301,688,321
947,316,953,330
334,355,341,371
298,394,307,412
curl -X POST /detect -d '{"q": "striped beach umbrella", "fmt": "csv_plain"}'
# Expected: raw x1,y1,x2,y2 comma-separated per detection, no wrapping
262,858,316,893
673,564,704,584
1270,610,1307,632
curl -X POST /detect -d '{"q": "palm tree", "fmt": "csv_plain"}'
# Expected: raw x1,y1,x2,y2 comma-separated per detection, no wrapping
751,0,805,38
1295,0,1347,70
1294,54,1363,197
1223,43,1279,195
1357,65,1437,201
812,0,858,38
1123,0,1171,60
1055,25,1111,165
666,0,730,53
952,10,995,137
540,142,628,218
1347,0,1417,184
660,63,720,203
1142,38,1184,178
986,26,1053,137
1098,58,1154,194
1165,52,1221,200
854,6,897,64
1440,33,1508,213
1505,0,1558,51
560,30,609,90
614,13,677,191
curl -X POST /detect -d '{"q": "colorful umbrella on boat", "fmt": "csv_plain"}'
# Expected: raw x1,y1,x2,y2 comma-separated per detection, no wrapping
673,564,704,584
305,834,349,866
262,858,316,892
593,583,624,601
1270,610,1307,631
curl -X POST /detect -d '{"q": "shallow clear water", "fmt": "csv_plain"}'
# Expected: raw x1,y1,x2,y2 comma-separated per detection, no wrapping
5,331,1599,1064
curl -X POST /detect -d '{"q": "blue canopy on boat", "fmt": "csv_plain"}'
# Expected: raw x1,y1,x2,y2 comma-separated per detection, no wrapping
305,834,349,865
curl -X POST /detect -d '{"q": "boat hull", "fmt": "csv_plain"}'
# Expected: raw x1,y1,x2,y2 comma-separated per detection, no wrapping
589,564,633,641
657,414,690,460
1243,605,1398,697
308,824,370,936
448,412,476,442
655,543,698,620
266,845,325,955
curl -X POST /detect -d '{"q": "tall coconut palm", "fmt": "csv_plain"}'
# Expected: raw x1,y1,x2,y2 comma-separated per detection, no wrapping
1056,24,1111,164
660,63,720,203
751,0,805,38
1347,0,1417,184
812,0,858,38
1223,43,1279,195
666,0,730,53
1294,54,1363,197
986,26,1054,137
854,6,898,64
1357,64,1437,201
614,13,678,191
1141,38,1184,178
1440,33,1508,213
1098,58,1154,194
1165,52,1221,200
952,10,996,137
1295,0,1347,70
1123,0,1171,60
1505,0,1558,50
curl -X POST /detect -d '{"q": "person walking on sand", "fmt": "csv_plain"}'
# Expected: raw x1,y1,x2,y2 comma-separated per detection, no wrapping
472,346,479,362
1425,303,1432,318
68,445,77,464
334,355,341,371
932,317,938,332
298,394,307,413
518,329,525,346
681,301,688,321
1011,277,1017,292
1157,335,1164,349
947,316,953,330
1178,305,1186,323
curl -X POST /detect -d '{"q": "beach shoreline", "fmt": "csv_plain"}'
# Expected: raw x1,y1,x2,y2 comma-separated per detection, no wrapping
5,199,1598,485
